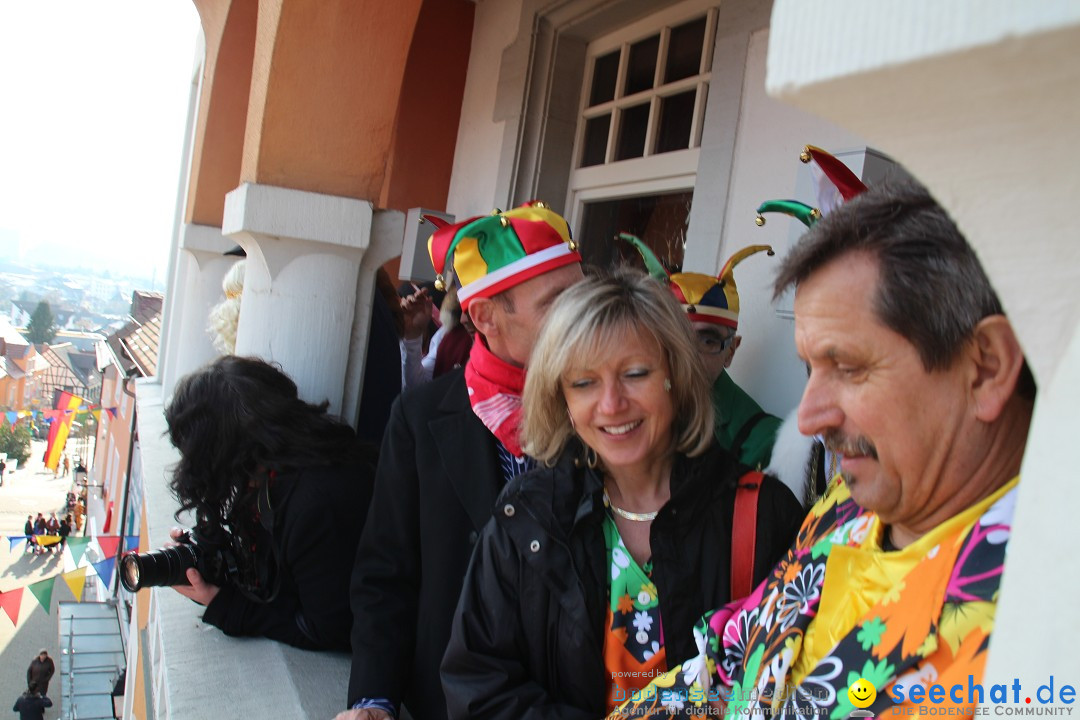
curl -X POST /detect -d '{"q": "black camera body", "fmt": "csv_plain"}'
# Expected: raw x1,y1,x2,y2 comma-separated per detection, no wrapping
119,530,236,593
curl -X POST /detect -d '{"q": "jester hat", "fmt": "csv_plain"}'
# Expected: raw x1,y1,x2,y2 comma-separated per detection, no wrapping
425,202,581,311
755,145,868,227
619,233,773,330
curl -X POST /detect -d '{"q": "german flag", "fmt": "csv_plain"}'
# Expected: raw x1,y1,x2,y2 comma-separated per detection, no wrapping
45,391,82,471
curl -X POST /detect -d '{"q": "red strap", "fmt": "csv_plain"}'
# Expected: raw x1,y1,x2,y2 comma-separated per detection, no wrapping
730,471,763,600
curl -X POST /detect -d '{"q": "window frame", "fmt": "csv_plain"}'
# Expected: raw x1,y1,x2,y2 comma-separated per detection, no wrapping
565,0,719,235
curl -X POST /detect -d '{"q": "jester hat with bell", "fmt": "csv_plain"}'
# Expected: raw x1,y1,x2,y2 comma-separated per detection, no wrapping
426,202,581,311
620,233,773,330
754,145,868,228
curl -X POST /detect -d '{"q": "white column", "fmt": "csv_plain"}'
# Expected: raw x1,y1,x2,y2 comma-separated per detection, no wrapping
159,224,236,398
223,183,402,418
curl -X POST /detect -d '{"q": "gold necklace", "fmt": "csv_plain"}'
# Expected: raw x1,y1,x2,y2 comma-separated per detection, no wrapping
603,489,659,522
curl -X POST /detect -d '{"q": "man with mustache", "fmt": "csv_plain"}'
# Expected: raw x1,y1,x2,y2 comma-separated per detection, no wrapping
612,180,1035,718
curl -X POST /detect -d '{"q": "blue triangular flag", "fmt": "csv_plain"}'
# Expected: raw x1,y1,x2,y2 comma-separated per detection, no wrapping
4,412,16,426
91,556,116,588
8,536,29,552
124,536,139,553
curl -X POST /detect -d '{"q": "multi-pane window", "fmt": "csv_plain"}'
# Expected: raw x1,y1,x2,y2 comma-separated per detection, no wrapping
577,10,716,169
566,1,717,273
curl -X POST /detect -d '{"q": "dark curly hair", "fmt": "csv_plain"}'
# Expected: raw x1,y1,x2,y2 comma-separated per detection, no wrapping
165,355,375,543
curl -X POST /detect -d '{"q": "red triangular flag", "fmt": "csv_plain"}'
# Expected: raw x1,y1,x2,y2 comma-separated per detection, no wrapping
0,588,23,625
97,536,121,559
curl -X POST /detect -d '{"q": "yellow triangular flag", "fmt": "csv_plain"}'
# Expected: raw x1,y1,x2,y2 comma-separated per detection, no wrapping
92,409,101,421
36,535,61,547
62,567,88,600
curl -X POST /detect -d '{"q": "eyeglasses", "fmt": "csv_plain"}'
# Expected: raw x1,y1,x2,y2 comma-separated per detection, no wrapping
695,328,735,356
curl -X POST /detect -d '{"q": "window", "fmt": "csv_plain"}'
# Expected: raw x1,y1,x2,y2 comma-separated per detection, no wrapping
576,9,714,169
567,0,717,272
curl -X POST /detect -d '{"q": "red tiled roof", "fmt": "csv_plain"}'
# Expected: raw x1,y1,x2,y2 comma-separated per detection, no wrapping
118,314,161,377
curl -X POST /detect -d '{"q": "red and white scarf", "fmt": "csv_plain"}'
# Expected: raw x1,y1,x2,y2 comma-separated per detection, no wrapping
464,338,527,457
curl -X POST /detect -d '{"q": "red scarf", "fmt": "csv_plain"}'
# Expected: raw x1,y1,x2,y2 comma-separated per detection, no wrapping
464,338,527,457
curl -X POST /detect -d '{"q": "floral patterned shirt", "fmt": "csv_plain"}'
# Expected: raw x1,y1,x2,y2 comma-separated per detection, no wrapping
610,476,1018,719
603,513,667,712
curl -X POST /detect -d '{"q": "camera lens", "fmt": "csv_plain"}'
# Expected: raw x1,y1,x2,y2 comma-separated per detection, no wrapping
119,543,201,592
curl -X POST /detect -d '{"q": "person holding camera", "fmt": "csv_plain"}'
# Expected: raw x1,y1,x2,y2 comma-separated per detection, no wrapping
12,681,51,720
151,355,376,650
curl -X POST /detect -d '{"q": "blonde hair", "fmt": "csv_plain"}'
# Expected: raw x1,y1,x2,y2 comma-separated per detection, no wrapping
522,269,714,466
208,260,246,354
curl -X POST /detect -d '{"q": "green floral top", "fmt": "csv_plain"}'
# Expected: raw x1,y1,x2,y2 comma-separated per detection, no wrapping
602,513,667,711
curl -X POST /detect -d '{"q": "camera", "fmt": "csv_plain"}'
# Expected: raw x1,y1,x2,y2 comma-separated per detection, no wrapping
119,530,234,592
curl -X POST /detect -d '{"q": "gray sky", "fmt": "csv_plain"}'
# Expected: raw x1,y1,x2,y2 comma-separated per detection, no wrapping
0,1,201,283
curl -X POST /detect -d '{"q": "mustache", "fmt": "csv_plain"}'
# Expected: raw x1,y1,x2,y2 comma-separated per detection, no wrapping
822,430,878,460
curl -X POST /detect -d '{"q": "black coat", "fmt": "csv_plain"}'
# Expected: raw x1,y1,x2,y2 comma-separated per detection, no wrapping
12,693,51,720
441,442,804,720
201,462,374,650
348,369,503,719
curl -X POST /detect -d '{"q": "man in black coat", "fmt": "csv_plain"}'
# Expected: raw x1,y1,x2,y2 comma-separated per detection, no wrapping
339,204,583,720
12,682,51,720
26,651,54,697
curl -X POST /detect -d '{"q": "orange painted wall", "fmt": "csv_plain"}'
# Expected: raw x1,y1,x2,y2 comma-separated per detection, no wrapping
92,369,134,513
240,0,423,201
188,0,257,226
378,0,474,213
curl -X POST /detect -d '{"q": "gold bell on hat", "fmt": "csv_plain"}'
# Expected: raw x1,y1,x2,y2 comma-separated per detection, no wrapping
799,146,812,163
434,274,446,291
755,214,766,226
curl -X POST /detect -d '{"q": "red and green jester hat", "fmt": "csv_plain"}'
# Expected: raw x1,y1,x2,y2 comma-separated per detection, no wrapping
754,144,868,229
423,201,581,458
424,201,581,311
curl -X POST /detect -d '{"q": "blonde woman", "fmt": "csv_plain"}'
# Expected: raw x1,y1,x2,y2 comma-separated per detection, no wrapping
441,271,802,719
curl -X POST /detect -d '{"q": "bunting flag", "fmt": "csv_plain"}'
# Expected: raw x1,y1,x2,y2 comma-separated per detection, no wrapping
105,407,118,419
45,391,83,471
8,536,30,552
35,535,61,547
124,535,140,552
92,410,101,421
27,578,54,613
91,557,117,589
96,536,122,559
0,588,23,625
62,567,88,600
4,411,16,426
68,537,92,565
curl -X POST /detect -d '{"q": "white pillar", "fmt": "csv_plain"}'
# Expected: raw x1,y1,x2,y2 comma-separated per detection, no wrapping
223,183,402,418
159,224,236,399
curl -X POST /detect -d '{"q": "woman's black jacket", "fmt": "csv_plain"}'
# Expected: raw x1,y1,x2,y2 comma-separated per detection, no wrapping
200,462,374,650
441,441,803,720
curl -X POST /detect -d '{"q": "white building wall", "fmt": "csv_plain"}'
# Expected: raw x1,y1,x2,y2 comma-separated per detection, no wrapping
444,0,523,218
704,27,869,417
